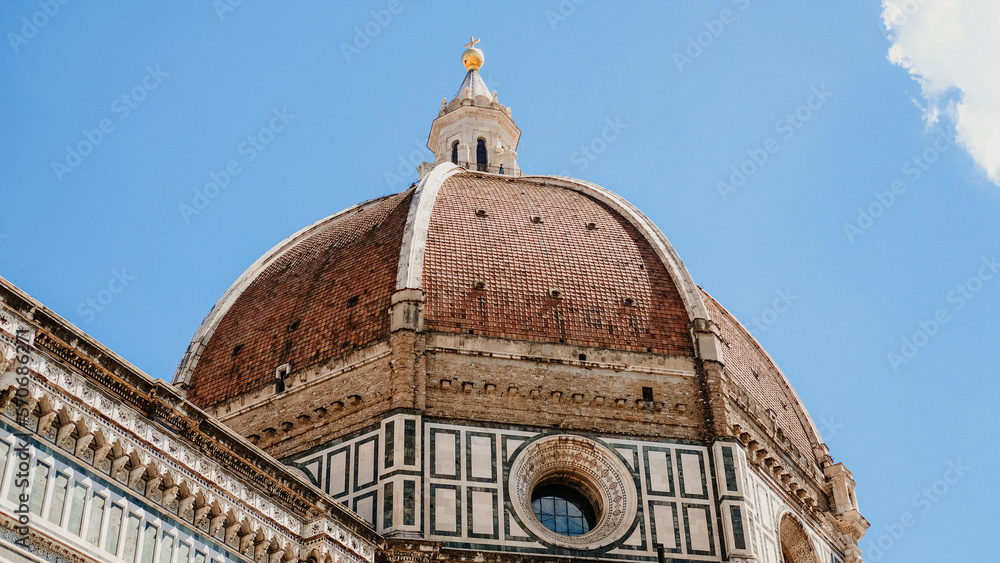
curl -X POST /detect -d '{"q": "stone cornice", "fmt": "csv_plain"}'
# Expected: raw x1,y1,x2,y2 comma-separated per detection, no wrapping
0,277,383,562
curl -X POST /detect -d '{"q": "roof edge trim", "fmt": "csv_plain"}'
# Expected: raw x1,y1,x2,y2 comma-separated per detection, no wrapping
396,162,465,290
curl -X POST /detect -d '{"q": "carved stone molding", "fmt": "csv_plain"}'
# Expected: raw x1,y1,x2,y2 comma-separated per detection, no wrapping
0,300,380,563
507,434,637,551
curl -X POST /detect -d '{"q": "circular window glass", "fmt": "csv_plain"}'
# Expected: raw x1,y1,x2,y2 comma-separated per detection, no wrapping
531,484,597,536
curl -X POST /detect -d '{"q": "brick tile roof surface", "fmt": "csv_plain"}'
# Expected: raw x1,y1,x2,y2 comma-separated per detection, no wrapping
422,175,694,355
185,191,413,406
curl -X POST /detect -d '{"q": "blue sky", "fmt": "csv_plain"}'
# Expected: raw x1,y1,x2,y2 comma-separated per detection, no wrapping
2,1,997,560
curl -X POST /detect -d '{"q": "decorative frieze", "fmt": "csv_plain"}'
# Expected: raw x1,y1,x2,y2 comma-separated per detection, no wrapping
0,301,379,563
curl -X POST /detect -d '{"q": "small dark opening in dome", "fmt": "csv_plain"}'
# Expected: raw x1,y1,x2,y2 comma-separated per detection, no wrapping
232,344,244,357
275,364,290,394
346,296,359,307
286,319,300,332
531,484,597,536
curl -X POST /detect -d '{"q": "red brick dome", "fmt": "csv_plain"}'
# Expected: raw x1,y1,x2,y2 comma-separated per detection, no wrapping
177,190,413,408
173,164,822,466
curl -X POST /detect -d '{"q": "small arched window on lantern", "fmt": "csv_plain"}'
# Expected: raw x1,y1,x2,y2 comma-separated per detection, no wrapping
476,138,488,171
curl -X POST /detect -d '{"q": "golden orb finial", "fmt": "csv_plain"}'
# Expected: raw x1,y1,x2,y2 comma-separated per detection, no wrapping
462,36,484,71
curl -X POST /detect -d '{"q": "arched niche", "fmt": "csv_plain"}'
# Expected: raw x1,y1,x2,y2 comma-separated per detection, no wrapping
779,513,818,563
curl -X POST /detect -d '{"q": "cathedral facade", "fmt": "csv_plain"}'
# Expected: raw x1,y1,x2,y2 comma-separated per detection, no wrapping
0,43,868,563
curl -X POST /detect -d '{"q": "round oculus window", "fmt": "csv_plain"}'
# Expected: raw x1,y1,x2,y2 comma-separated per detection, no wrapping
531,483,598,536
508,434,638,550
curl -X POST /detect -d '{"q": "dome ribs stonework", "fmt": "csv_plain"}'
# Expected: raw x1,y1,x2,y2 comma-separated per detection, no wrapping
421,174,694,355
701,289,819,464
184,191,413,407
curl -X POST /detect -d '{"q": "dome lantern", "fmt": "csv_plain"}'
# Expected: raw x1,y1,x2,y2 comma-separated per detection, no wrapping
422,37,521,178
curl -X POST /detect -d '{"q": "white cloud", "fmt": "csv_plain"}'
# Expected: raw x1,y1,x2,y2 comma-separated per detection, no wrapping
882,0,1000,185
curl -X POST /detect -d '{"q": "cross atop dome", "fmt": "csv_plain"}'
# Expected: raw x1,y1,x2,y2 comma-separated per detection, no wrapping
462,36,484,71
422,38,521,178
